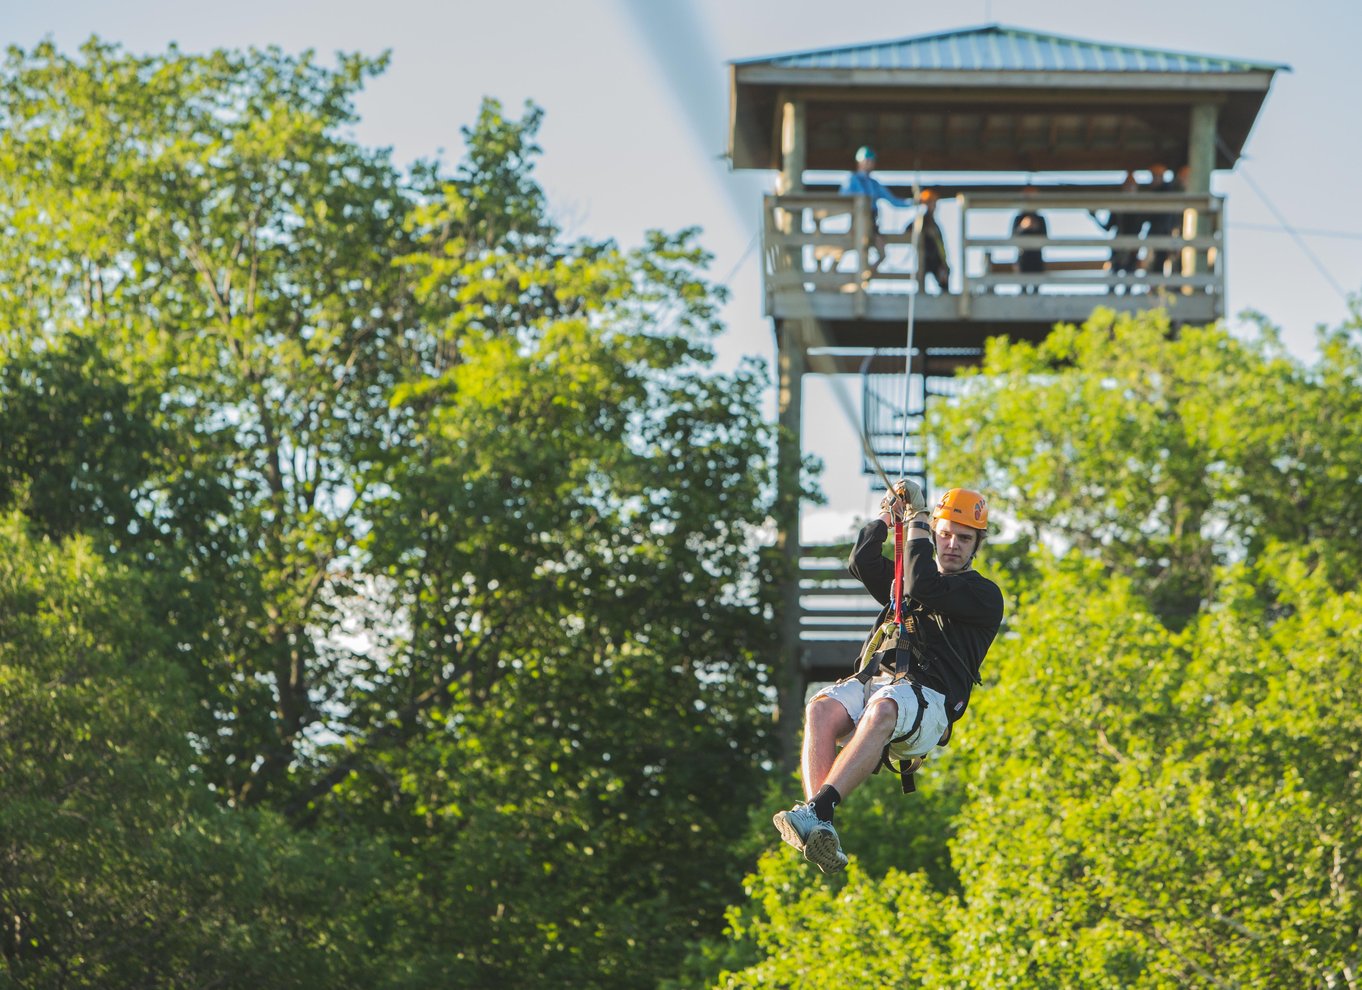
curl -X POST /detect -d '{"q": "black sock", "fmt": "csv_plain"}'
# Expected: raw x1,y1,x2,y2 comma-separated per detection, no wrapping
810,784,841,824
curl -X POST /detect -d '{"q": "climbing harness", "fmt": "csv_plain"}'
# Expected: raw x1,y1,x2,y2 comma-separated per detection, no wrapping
850,607,947,794
852,473,952,794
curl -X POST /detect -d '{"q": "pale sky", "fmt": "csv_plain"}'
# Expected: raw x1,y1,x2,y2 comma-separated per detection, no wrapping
6,1,1360,539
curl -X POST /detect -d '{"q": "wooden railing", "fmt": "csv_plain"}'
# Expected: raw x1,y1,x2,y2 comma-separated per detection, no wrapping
762,190,1225,318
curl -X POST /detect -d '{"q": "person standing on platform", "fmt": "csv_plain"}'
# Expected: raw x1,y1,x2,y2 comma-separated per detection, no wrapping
1091,170,1146,293
915,189,951,294
1145,164,1185,279
1012,184,1048,294
839,145,911,274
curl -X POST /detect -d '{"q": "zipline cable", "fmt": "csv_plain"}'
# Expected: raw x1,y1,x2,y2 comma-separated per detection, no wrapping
654,220,898,496
612,0,907,493
898,175,924,486
765,214,900,495
717,230,761,289
1231,222,1362,242
890,178,926,627
1218,136,1349,302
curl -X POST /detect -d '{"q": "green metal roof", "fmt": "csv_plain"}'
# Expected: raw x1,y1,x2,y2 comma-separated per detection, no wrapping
734,24,1288,75
728,24,1286,172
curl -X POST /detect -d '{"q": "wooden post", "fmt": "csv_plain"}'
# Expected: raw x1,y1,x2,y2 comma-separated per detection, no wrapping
1213,196,1227,317
774,102,813,769
778,96,806,196
1184,102,1218,279
852,196,870,315
774,317,806,773
776,96,806,282
956,194,972,317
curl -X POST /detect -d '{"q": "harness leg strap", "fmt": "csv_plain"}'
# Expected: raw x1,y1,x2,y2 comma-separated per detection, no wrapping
873,680,929,793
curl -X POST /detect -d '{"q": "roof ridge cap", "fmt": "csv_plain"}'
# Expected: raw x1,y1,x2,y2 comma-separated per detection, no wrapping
732,23,1289,73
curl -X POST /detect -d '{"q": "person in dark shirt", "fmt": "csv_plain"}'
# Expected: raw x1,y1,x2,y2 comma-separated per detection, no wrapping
1012,185,1048,294
772,483,1005,874
1145,164,1185,279
915,189,951,294
1091,170,1146,292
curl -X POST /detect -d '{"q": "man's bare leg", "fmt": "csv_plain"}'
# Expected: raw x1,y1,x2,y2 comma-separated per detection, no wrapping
801,697,854,799
775,698,900,874
822,698,899,802
868,234,887,275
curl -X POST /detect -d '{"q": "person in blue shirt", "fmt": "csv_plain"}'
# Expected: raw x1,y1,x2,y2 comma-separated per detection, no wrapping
839,146,911,274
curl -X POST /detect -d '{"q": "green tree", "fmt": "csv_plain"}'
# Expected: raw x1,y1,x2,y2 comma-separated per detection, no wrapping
939,549,1362,989
0,512,428,988
688,546,1362,990
0,38,417,802
0,40,781,987
282,103,780,989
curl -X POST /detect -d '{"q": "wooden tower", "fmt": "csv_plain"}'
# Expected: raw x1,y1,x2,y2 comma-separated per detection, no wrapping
726,25,1285,763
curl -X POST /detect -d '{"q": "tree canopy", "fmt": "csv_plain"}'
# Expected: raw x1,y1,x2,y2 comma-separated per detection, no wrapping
0,39,779,989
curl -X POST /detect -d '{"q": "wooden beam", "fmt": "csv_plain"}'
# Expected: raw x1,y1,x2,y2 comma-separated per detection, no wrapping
775,318,806,773
800,640,863,678
803,351,985,375
778,95,806,194
1185,102,1218,277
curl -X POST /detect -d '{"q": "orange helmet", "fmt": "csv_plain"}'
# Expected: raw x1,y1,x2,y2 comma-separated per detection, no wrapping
931,488,988,531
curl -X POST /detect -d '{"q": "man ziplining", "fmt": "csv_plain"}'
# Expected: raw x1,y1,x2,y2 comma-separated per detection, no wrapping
773,482,1006,874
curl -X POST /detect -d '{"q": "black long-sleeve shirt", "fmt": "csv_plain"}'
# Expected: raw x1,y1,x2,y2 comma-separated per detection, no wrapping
848,519,1005,722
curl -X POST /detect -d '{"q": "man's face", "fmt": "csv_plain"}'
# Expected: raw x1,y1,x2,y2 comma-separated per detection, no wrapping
933,520,979,574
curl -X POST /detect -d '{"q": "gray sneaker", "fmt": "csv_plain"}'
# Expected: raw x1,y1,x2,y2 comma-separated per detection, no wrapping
772,803,849,874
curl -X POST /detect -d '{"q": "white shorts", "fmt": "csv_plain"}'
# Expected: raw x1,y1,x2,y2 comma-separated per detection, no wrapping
811,676,950,760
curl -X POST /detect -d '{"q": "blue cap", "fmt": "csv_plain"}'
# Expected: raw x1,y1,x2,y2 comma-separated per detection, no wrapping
855,145,876,163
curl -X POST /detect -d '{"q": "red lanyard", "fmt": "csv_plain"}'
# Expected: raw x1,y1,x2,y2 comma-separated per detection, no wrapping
893,515,906,629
